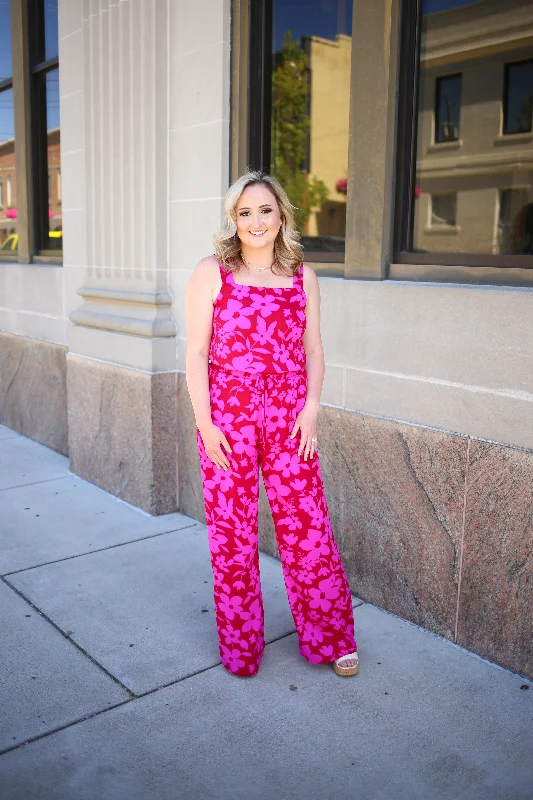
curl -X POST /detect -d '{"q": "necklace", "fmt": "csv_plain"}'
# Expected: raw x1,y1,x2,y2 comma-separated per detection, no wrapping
241,254,276,272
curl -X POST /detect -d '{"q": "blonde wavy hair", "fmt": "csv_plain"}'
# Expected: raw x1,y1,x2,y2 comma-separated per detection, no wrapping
213,170,304,277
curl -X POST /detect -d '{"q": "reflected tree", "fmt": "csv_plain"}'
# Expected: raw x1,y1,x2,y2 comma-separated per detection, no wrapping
271,31,328,233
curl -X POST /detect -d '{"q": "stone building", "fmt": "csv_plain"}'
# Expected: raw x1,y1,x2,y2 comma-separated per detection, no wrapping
0,0,532,681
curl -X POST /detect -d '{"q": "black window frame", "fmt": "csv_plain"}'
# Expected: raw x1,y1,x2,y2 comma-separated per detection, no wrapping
28,0,61,257
392,0,533,286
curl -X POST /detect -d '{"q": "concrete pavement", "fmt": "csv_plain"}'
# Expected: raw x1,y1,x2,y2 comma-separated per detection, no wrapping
1,424,532,800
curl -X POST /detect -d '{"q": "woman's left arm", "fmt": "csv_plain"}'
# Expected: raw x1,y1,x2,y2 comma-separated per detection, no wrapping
289,265,324,460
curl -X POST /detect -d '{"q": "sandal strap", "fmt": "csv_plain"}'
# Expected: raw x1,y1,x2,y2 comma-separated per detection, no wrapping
335,651,358,664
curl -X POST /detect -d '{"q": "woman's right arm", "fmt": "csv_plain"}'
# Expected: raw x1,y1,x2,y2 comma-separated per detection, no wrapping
185,258,232,471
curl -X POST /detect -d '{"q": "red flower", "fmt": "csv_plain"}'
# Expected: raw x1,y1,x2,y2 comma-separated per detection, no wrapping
335,178,348,195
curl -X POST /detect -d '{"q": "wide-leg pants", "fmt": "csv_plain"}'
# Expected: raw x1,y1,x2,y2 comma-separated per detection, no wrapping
196,364,357,677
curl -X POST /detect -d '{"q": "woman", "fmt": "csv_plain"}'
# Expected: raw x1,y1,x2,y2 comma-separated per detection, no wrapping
185,170,358,678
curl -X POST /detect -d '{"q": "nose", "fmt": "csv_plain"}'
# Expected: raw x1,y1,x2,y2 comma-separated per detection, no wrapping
251,213,262,228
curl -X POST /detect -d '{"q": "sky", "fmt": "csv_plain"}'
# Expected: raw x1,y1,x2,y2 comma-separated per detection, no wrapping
0,1,59,145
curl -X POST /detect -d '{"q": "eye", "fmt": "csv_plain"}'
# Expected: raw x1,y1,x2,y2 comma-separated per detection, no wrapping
239,211,249,217
262,207,272,213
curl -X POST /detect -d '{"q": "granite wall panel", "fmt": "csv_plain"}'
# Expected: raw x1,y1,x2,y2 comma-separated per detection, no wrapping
457,441,533,679
0,332,68,455
67,355,177,515
317,407,467,641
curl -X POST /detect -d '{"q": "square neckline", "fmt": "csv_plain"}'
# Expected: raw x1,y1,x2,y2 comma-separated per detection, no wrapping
219,261,300,291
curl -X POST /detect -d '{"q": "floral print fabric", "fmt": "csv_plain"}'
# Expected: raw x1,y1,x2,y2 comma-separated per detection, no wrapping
209,263,307,373
197,263,357,676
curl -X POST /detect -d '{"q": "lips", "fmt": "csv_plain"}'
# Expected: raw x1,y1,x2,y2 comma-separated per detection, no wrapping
250,230,266,236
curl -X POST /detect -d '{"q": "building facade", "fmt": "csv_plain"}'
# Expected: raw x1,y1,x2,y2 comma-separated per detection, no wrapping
0,0,532,681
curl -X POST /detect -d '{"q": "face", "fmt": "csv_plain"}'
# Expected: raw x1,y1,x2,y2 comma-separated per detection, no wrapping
235,183,282,251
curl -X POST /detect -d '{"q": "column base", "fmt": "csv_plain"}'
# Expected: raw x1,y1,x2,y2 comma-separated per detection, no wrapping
67,354,177,514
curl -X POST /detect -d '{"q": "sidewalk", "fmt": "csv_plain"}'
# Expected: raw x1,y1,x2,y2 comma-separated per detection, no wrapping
0,424,532,800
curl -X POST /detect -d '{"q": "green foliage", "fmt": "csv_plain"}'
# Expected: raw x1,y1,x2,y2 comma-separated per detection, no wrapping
271,31,328,232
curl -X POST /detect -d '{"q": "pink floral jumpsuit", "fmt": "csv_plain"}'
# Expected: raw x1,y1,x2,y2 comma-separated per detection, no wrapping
196,262,357,676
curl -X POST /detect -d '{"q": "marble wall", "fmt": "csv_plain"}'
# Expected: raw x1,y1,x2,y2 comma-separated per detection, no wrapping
67,355,178,515
176,373,533,680
0,333,68,455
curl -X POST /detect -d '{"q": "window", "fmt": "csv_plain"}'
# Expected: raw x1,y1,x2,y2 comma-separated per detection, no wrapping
0,0,17,251
247,0,353,261
435,75,461,143
503,60,533,135
394,0,533,283
0,0,61,262
431,194,456,226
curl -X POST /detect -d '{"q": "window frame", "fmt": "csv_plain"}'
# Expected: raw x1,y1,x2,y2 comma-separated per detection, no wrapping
0,0,62,265
392,0,533,287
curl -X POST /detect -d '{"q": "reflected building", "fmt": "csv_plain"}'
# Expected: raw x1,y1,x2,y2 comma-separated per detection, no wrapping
414,0,533,254
0,129,62,248
0,136,16,244
303,33,351,240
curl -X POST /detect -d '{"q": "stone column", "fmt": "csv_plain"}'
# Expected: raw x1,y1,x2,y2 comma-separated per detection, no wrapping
65,0,178,514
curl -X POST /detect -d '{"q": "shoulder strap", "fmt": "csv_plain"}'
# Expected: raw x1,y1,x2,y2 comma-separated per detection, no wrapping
218,261,231,282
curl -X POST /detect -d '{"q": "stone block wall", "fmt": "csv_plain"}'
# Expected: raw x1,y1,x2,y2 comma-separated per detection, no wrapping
0,333,68,455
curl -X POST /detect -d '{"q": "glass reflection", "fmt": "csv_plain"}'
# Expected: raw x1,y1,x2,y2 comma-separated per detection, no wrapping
45,69,61,250
0,0,11,82
271,1,352,253
0,87,17,251
413,0,533,255
44,0,59,61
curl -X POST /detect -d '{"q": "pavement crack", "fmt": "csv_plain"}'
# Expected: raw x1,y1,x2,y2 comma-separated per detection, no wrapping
1,523,200,577
0,577,135,697
0,699,134,757
0,474,71,494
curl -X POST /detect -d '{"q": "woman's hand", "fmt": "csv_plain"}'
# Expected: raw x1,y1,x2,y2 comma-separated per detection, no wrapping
198,422,232,471
289,402,319,461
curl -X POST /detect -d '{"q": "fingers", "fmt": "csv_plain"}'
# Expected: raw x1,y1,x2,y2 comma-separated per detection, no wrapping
220,436,233,455
207,444,230,471
206,435,231,471
297,432,317,460
289,420,300,441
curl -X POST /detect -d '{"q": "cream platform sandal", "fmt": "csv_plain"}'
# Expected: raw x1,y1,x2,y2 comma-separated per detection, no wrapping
333,651,359,676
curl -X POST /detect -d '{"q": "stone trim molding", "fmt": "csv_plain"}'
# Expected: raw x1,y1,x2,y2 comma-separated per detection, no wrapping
70,287,177,339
